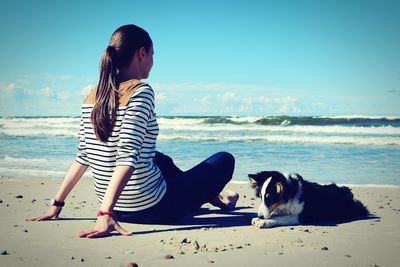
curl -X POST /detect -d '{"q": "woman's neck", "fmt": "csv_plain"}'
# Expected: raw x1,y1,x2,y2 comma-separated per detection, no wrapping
117,73,141,83
117,64,142,83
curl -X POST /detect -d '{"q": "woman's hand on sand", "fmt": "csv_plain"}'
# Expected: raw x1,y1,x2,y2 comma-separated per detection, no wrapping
78,215,132,238
26,206,62,221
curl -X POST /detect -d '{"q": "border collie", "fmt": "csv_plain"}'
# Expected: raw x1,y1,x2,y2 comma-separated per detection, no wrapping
249,171,369,228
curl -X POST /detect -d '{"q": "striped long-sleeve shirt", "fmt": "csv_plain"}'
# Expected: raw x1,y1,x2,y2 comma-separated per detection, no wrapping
75,79,166,212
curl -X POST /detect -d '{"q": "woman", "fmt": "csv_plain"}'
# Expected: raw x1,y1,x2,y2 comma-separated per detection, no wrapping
27,24,238,238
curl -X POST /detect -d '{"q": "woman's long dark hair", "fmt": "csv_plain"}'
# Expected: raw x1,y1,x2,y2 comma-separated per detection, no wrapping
91,24,152,143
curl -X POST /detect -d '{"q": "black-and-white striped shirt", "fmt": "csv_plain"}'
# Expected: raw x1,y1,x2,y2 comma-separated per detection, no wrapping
75,80,166,212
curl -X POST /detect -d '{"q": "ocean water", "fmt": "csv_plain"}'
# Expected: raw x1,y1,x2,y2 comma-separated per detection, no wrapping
0,115,400,186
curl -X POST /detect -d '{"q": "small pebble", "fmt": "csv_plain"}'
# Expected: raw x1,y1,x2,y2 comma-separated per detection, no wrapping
0,199,2,203
71,256,75,260
23,229,28,233
321,247,329,251
80,258,85,262
31,199,36,203
1,250,9,255
345,255,352,258
15,195,23,199
193,241,200,250
208,260,215,264
126,262,139,267
104,256,112,259
164,254,174,260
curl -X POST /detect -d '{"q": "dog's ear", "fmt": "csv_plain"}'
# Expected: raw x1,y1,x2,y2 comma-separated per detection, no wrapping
248,173,261,188
289,173,304,182
248,173,262,197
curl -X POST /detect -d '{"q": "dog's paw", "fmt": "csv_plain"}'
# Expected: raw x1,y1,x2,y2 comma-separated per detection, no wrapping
251,218,273,228
251,217,275,228
251,217,260,226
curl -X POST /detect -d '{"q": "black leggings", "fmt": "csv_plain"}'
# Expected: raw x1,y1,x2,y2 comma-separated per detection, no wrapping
114,151,235,224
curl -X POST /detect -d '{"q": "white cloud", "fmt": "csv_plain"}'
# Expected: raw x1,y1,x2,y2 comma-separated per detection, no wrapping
196,95,212,107
40,86,54,97
155,92,167,102
56,91,70,100
71,81,311,115
275,96,301,113
0,83,17,94
220,91,237,103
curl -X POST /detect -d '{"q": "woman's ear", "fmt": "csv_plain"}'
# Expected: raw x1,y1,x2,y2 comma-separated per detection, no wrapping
136,47,147,62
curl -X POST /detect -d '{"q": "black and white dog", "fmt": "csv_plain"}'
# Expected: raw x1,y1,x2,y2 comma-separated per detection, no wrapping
249,171,369,228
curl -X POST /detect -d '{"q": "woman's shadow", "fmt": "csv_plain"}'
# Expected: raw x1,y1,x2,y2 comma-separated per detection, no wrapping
132,205,257,235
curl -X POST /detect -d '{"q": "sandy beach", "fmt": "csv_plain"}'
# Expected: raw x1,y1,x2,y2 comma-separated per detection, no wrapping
0,177,399,267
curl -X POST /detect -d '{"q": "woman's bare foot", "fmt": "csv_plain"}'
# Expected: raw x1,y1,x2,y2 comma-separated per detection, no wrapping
209,189,239,210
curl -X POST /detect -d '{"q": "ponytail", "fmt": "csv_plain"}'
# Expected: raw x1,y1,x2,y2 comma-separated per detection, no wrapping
91,46,119,143
90,24,152,143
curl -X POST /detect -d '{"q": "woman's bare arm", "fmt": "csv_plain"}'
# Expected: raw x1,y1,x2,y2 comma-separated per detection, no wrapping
78,165,134,238
26,161,88,221
53,161,88,202
99,165,134,211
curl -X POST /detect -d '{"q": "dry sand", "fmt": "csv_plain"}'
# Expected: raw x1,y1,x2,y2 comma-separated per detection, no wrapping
0,177,399,267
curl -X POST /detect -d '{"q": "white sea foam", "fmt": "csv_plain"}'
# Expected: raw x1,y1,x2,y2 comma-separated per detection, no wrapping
0,117,80,126
158,133,400,146
0,117,80,136
1,156,48,163
229,116,262,123
321,115,400,120
159,123,400,135
1,117,399,145
0,128,78,137
0,167,67,176
2,123,399,137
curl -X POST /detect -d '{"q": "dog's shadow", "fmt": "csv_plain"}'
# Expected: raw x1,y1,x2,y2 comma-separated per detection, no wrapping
302,214,380,227
35,206,257,237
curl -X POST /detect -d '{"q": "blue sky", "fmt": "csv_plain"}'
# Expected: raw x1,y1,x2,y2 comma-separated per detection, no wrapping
0,0,399,116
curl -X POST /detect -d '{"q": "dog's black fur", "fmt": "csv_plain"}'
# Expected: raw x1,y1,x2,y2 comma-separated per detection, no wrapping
249,171,370,228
